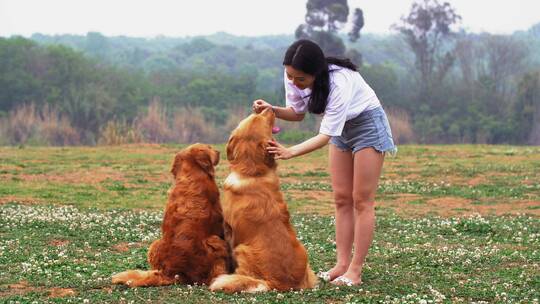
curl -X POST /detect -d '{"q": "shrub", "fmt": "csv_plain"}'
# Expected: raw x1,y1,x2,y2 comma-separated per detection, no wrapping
98,119,143,145
172,107,217,143
40,104,80,145
386,107,415,144
134,98,173,143
1,103,80,146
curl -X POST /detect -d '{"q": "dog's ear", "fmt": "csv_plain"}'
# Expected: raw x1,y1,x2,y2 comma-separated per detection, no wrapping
262,141,276,168
204,236,227,254
195,151,215,177
171,152,183,177
211,149,220,166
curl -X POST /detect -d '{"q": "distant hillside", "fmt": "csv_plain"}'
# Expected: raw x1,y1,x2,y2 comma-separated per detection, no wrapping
1,23,539,146
31,31,295,52
26,20,540,60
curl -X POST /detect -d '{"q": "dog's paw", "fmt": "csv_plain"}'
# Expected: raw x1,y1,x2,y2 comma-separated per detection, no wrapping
208,274,230,291
111,271,136,286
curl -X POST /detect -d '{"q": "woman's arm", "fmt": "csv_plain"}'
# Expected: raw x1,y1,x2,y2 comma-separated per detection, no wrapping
272,105,305,121
267,133,331,160
253,99,305,122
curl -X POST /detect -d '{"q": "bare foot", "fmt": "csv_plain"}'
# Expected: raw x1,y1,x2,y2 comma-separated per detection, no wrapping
317,264,348,282
330,271,362,286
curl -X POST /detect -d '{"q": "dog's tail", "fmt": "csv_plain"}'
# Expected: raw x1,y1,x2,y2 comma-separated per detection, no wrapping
111,270,180,287
300,264,319,289
209,274,269,293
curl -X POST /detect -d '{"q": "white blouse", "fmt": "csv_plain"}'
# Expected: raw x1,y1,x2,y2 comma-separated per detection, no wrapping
284,64,381,137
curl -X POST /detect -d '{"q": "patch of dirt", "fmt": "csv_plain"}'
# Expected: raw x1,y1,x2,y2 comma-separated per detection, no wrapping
49,239,70,247
112,242,131,252
379,195,540,217
279,165,328,177
289,190,334,215
112,242,145,252
402,173,422,180
0,281,37,297
0,196,41,205
7,281,29,289
522,178,538,185
49,288,76,298
0,282,77,299
389,193,423,203
280,177,327,184
16,168,127,185
284,192,540,218
467,176,487,186
120,143,171,154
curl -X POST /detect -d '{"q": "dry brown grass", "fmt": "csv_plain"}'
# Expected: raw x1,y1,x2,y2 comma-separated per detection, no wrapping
172,107,217,143
386,107,415,144
98,101,229,145
98,120,143,145
1,103,80,145
134,98,173,143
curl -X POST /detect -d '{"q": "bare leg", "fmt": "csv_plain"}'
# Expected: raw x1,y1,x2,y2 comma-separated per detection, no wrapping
325,145,354,281
339,147,384,285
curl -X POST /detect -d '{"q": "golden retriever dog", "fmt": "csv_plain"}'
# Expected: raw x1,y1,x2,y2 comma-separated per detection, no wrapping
209,108,318,293
112,143,230,287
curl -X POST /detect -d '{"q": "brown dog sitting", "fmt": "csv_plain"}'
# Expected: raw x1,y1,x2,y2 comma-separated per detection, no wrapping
112,143,230,287
209,108,318,293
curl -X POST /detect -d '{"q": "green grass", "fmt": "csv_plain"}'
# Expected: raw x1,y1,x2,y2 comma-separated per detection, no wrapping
2,144,538,210
0,203,538,303
1,144,539,303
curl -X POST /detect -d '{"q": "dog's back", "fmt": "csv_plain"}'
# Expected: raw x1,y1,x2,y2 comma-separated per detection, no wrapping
112,144,230,287
148,173,228,283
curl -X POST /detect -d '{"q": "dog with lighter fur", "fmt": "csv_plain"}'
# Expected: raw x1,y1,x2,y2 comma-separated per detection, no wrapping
209,108,318,293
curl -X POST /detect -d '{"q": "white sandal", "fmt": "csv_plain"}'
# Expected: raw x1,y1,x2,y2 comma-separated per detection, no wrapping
317,271,331,282
331,275,361,287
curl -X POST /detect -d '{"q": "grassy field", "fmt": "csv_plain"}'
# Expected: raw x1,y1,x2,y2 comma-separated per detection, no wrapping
1,144,539,303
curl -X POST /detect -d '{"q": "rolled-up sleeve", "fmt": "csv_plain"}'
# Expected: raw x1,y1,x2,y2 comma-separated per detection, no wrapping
284,72,308,114
319,74,354,136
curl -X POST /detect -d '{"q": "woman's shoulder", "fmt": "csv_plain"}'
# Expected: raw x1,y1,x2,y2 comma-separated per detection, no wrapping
329,65,359,85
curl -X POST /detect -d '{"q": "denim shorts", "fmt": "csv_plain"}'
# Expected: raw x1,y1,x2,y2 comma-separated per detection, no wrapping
330,107,397,155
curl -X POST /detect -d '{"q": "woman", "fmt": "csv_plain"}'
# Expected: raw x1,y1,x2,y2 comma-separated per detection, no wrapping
252,39,396,286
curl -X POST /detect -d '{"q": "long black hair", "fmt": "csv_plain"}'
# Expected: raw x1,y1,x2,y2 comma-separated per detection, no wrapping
282,39,357,114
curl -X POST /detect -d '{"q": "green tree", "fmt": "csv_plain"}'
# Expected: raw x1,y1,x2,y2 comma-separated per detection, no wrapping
295,0,364,58
85,32,110,59
0,37,42,111
453,33,530,143
393,0,461,107
514,72,540,144
360,64,399,107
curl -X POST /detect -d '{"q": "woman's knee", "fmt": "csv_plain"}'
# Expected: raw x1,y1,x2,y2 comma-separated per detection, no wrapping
352,194,375,213
333,192,353,208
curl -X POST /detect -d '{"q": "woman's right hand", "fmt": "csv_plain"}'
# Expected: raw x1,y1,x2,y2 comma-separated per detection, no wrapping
252,99,272,114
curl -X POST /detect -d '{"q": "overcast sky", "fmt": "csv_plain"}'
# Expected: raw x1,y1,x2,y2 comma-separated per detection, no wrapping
1,0,539,38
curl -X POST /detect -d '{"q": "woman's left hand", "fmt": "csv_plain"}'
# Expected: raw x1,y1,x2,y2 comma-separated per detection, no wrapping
267,139,293,160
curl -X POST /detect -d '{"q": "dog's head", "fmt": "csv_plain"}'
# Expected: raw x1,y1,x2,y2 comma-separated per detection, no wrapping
171,143,220,178
226,107,276,176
